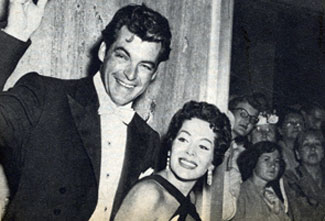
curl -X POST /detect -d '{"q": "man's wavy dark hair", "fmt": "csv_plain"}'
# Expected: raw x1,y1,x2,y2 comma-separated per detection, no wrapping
163,101,232,167
101,4,172,64
229,93,269,113
237,141,285,182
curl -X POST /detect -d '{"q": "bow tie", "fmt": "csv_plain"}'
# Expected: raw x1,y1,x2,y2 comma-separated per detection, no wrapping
98,104,135,124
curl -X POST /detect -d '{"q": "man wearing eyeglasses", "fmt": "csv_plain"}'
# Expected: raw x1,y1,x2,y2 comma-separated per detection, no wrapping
222,94,263,220
230,100,260,139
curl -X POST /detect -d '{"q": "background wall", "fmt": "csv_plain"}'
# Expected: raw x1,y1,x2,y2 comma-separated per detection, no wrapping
230,0,325,110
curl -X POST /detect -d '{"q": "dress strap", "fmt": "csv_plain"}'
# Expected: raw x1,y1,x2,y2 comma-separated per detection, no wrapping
149,174,201,221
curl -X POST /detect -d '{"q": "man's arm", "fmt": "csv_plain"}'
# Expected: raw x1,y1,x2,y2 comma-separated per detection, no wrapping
0,0,48,90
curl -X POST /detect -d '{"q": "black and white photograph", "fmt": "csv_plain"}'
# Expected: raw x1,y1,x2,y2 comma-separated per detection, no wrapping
0,0,324,220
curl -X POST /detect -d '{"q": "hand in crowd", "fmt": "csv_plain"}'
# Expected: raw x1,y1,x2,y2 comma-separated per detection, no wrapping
4,0,48,41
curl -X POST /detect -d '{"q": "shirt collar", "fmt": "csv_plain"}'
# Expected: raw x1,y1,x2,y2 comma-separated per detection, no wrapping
93,72,134,124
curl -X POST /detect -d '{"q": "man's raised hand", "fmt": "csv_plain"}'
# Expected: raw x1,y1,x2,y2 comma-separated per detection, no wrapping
4,0,48,41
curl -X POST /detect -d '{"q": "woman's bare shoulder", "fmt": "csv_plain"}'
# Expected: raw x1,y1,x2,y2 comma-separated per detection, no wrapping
129,178,166,204
115,177,167,221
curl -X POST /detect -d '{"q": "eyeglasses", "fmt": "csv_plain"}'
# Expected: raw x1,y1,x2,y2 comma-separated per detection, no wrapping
232,108,259,124
285,121,304,128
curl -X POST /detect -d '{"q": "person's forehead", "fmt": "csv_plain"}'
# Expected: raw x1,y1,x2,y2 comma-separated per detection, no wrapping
303,134,323,143
235,101,258,115
112,26,162,61
180,118,215,141
257,124,275,130
260,150,279,158
285,113,303,122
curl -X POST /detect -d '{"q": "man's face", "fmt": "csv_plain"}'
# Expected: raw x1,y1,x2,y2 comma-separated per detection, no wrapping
306,108,325,130
232,101,259,138
280,113,304,140
98,26,162,106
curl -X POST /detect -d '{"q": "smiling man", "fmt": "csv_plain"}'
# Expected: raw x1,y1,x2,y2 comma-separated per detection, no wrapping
0,3,171,220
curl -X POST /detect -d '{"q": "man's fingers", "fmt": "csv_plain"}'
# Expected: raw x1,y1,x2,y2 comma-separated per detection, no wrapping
36,0,48,10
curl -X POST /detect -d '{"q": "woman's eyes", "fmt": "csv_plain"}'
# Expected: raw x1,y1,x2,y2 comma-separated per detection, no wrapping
263,157,280,164
199,145,209,151
263,158,269,162
177,137,187,142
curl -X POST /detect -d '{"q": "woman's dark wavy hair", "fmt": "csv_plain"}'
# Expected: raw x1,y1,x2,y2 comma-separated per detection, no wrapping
237,141,285,182
163,101,232,167
101,4,172,64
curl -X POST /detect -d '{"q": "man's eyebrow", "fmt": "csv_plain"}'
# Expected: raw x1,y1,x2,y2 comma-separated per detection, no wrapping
114,47,157,68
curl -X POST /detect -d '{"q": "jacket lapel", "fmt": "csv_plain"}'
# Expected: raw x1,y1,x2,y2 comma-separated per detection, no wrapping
66,77,101,184
110,114,153,219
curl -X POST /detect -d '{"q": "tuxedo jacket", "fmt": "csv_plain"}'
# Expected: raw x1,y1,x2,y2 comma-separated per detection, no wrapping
0,31,160,220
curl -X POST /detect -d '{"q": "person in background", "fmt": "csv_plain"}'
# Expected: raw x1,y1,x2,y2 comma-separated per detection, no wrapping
234,141,290,221
0,0,48,218
301,102,325,130
115,101,232,221
250,111,279,144
278,108,305,172
0,3,172,220
249,111,290,215
284,129,325,221
222,93,266,220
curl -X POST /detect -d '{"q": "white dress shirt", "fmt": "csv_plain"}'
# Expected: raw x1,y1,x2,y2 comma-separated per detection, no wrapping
89,72,134,221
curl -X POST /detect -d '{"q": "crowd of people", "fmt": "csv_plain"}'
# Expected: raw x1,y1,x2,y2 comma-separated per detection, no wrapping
0,0,324,220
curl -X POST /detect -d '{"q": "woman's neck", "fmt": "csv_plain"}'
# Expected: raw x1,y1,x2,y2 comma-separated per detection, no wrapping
282,138,295,150
159,169,196,196
304,163,322,180
250,173,267,191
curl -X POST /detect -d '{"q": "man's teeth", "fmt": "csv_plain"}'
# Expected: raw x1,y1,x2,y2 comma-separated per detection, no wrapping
118,79,135,88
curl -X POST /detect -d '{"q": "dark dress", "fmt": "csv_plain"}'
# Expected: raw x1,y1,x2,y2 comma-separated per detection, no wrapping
141,175,201,221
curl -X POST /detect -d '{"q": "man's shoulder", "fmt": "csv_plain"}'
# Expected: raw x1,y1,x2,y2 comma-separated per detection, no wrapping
16,73,91,90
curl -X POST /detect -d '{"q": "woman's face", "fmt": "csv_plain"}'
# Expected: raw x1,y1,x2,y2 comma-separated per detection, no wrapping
251,124,277,144
170,118,215,181
297,134,324,166
280,113,304,140
253,150,281,183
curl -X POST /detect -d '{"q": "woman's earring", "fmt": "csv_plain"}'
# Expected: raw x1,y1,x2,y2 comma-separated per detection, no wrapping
207,168,213,186
166,151,171,169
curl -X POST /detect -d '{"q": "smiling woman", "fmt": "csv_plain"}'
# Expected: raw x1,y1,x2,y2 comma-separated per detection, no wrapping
114,101,231,221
